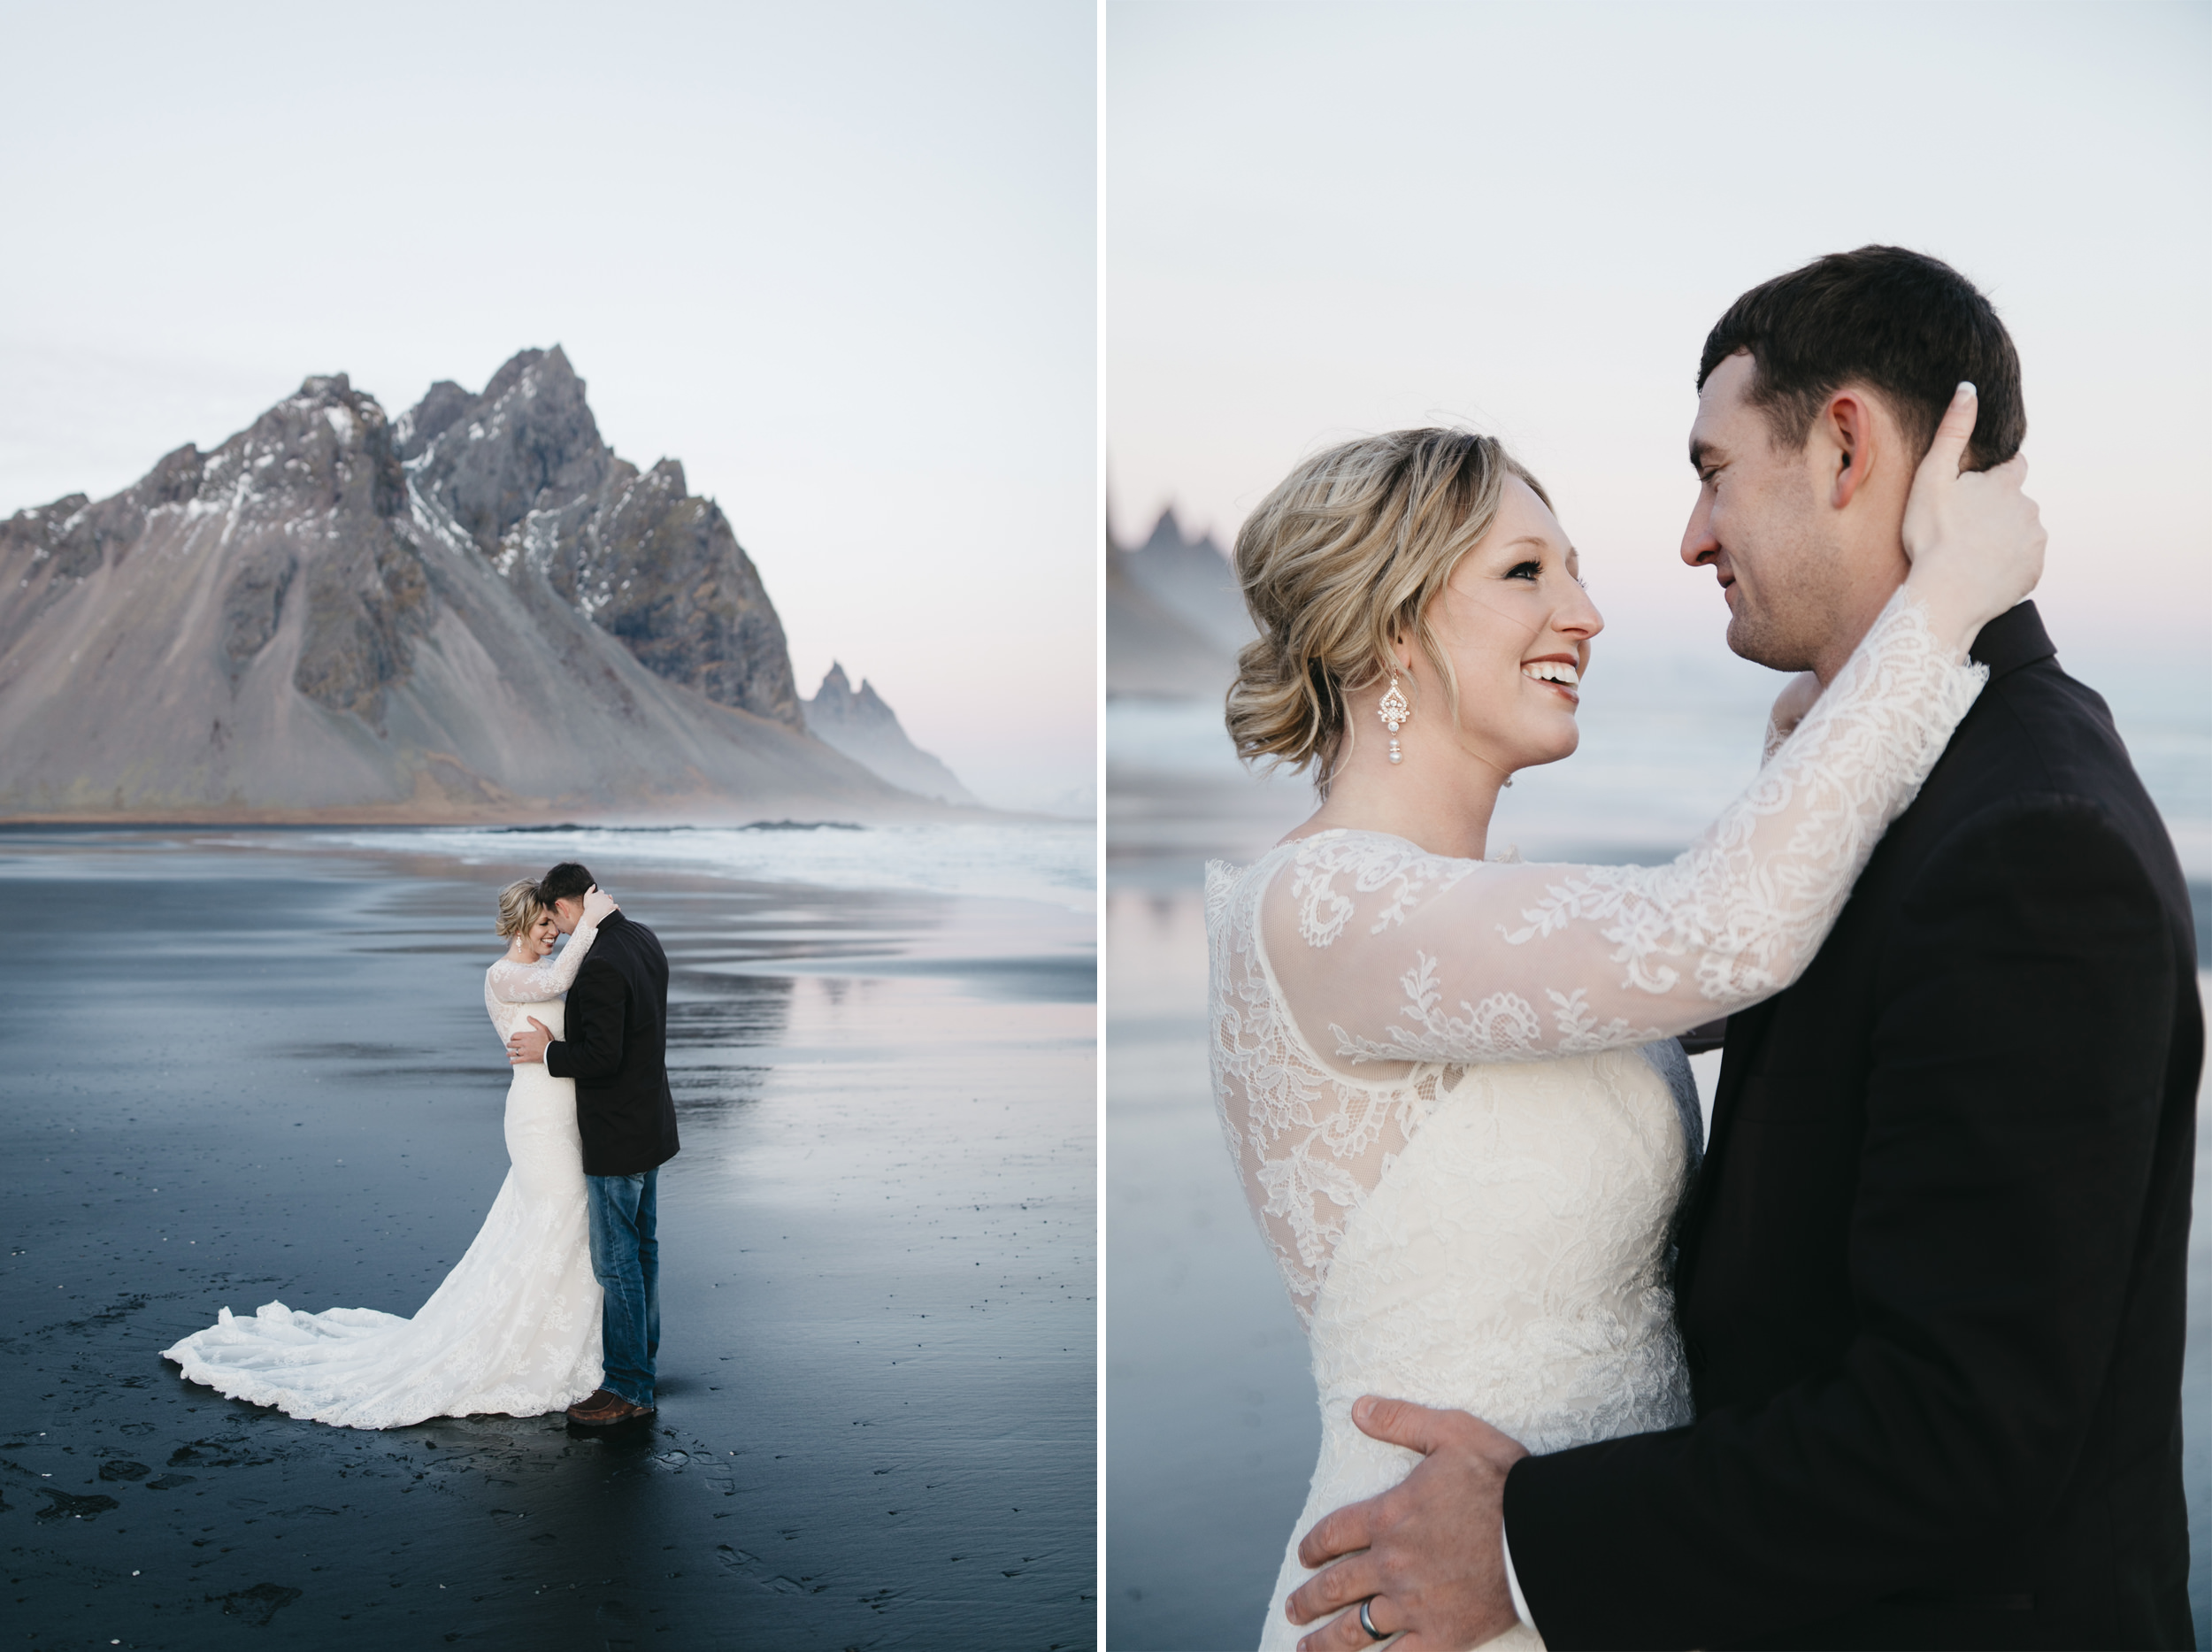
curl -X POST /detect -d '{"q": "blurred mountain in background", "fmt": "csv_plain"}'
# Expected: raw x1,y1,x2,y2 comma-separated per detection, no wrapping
0,349,941,822
1106,506,1249,700
803,663,980,806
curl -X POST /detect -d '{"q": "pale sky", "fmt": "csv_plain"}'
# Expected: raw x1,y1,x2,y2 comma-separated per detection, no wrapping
0,0,1094,813
1109,0,2212,659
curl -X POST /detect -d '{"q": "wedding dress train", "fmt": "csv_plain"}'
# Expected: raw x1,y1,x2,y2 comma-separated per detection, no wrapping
162,923,609,1429
1207,590,1988,1648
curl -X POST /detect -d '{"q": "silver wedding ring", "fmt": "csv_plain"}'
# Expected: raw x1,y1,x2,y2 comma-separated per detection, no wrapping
1359,1597,1386,1641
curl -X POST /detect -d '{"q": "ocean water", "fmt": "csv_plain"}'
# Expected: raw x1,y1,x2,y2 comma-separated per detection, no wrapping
1105,646,2212,1649
1110,643,2212,878
293,818,1100,916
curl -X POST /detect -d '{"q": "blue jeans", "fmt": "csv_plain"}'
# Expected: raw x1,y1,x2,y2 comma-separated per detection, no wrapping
585,1169,659,1408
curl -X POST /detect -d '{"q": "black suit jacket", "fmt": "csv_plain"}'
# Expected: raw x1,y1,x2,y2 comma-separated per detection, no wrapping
1503,603,2200,1649
544,911,681,1178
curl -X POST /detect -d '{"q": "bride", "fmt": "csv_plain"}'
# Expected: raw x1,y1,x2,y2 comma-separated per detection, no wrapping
163,880,620,1428
1204,392,2040,1648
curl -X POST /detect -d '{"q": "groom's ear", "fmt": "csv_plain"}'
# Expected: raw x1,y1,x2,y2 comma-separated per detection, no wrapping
1822,388,1885,511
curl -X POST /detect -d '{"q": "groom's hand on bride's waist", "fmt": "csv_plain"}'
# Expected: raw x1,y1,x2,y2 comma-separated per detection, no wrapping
1286,1396,1526,1652
505,1016,554,1065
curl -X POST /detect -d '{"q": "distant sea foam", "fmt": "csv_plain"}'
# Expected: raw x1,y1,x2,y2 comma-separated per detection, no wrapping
1110,645,2212,880
312,818,1098,915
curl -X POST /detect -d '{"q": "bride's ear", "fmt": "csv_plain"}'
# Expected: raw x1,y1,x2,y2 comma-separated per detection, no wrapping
1384,621,1417,679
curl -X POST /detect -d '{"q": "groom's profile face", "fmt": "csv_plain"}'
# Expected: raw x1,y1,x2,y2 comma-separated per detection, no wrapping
549,895,586,935
1680,351,1841,674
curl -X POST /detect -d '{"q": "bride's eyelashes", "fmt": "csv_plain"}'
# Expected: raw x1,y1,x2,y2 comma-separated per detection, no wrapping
1502,557,1586,594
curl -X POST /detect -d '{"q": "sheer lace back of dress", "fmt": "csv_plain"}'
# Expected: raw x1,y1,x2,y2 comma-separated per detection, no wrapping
1208,854,1451,1322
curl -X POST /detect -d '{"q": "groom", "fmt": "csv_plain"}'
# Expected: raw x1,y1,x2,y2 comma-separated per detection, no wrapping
1286,248,2201,1648
506,861,680,1426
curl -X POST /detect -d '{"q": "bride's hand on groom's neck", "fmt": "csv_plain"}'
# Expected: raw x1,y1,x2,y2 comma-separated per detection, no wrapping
1901,382,2046,659
1286,1395,1527,1651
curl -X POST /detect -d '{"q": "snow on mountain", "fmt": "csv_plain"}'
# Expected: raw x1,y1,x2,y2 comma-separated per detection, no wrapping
0,349,938,822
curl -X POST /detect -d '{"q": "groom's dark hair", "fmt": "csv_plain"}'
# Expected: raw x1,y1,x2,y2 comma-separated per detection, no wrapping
1699,246,2024,473
538,862,597,905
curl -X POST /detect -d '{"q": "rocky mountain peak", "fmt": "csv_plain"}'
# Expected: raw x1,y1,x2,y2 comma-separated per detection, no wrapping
404,345,611,557
392,348,799,729
1109,498,1252,697
0,349,877,819
0,369,424,727
810,660,905,726
803,663,979,807
1139,505,1194,557
395,380,472,457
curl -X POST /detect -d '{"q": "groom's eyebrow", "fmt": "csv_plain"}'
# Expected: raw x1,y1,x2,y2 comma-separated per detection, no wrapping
1689,436,1719,471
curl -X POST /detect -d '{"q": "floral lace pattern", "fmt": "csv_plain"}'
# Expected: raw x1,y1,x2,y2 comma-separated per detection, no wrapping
483,919,601,1043
1209,584,1985,1315
1209,858,1434,1318
163,929,608,1428
1289,834,1478,947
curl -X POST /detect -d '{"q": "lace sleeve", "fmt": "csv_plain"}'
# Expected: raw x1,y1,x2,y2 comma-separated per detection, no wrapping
1265,587,1987,1069
1762,711,1791,765
485,920,601,1005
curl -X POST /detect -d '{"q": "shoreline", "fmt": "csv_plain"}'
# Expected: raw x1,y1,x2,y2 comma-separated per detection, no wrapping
0,796,1055,829
0,816,1100,924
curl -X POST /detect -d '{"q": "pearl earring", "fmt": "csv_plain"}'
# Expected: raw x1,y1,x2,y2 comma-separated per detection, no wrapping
1379,673,1410,765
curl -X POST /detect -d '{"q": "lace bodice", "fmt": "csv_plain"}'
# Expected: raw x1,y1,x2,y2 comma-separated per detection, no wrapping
482,921,600,1043
1207,587,1987,1319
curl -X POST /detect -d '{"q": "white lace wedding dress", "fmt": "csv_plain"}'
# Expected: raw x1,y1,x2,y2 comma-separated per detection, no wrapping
1208,590,1987,1649
162,921,610,1429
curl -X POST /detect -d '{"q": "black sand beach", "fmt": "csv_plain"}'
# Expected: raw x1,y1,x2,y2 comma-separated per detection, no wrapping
0,826,1094,1649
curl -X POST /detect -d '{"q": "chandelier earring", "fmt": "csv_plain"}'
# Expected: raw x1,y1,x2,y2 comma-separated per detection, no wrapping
1379,672,1411,765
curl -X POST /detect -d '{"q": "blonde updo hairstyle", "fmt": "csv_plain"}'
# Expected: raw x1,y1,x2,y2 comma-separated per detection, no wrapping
495,878,548,940
1227,428,1551,795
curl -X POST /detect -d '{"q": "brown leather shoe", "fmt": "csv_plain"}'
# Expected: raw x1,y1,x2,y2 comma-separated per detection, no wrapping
564,1388,623,1423
566,1389,655,1426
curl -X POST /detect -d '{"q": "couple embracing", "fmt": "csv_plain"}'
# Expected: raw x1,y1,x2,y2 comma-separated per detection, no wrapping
1210,248,2200,1649
165,862,678,1432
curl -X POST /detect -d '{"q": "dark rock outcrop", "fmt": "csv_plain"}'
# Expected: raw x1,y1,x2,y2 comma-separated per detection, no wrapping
219,545,296,666
803,664,979,806
0,440,211,631
402,348,802,728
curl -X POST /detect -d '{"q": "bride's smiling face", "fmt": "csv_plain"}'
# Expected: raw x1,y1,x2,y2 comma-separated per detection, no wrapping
1415,475,1603,776
522,911,559,959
